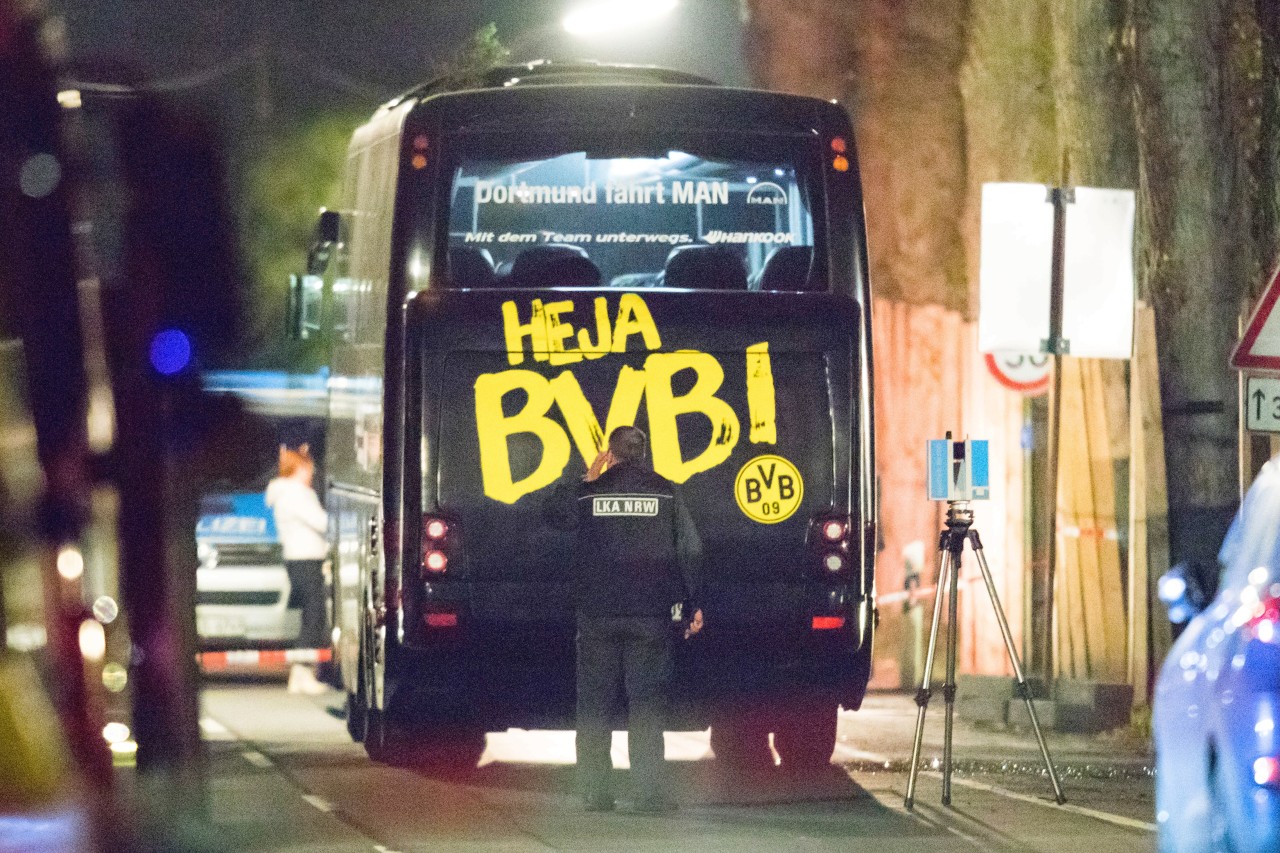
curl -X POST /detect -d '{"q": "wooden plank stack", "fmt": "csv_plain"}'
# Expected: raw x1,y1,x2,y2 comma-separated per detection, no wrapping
1053,358,1129,681
1127,304,1172,701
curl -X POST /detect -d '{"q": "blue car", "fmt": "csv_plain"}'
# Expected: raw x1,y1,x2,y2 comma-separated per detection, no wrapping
1154,461,1280,852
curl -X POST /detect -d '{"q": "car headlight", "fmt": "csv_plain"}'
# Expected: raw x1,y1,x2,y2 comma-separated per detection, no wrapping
197,541,218,567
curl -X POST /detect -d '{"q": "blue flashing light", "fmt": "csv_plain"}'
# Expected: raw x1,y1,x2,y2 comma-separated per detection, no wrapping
149,328,192,376
1167,603,1191,625
1158,572,1187,604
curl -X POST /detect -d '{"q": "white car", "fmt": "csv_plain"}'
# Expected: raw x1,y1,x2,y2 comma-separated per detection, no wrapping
195,493,300,647
1154,459,1280,853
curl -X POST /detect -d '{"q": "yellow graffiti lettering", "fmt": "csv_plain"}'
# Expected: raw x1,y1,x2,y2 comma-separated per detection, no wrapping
575,297,613,360
501,299,550,366
644,351,739,483
550,367,647,465
483,296,776,495
474,370,571,503
544,300,584,367
745,342,777,444
610,293,662,353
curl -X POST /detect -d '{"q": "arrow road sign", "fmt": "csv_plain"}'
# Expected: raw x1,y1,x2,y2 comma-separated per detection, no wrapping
1246,375,1280,433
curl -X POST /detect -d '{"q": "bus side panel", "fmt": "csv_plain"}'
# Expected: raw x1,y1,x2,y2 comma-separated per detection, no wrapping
330,487,379,695
820,102,877,666
325,104,410,690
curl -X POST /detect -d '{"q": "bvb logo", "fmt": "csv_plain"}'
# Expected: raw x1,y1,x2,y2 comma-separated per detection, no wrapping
734,454,804,524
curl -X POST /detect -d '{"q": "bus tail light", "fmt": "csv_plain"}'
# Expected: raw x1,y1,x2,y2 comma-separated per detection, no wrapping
821,519,847,543
829,138,850,172
409,133,431,170
424,611,458,629
812,616,845,631
422,514,453,576
811,514,852,577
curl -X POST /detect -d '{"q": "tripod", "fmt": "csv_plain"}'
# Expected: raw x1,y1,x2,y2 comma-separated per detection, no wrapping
904,501,1066,809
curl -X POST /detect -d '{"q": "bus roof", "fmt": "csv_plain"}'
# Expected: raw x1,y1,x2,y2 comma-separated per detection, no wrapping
390,60,717,107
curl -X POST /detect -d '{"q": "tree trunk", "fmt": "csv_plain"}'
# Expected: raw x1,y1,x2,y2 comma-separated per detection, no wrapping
1258,0,1280,277
1127,0,1243,571
1051,0,1136,188
745,0,971,311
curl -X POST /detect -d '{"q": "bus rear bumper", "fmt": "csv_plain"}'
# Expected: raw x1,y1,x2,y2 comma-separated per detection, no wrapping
385,614,872,728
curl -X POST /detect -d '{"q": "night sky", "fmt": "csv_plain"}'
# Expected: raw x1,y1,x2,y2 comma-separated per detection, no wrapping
51,1,750,129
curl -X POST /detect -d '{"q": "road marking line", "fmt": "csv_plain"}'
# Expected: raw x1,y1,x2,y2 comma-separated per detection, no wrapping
241,750,273,769
876,792,990,850
302,794,336,813
940,821,991,849
924,772,1158,833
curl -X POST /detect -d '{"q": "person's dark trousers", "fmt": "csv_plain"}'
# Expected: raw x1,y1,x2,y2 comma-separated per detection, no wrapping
284,559,327,647
575,615,675,806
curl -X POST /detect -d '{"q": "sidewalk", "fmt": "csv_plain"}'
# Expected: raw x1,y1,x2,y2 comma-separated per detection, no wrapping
838,691,1153,773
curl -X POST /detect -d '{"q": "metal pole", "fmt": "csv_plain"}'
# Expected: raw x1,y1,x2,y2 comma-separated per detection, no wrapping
1022,397,1035,670
1039,185,1072,683
942,529,960,806
1239,311,1249,500
905,536,953,810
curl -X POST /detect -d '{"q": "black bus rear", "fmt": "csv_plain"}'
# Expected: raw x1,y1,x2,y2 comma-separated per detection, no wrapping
387,77,874,761
322,67,876,766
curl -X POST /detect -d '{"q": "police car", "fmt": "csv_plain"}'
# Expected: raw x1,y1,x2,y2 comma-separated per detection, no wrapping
1154,459,1280,853
195,492,300,647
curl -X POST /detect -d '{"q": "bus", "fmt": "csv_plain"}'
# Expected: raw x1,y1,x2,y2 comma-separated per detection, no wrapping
297,61,876,769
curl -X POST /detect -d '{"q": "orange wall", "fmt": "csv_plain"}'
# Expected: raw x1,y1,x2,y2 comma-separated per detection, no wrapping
871,297,1027,688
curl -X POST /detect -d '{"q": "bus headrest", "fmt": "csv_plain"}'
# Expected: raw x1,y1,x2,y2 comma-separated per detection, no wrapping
509,244,601,288
447,246,496,288
662,244,747,291
756,246,816,291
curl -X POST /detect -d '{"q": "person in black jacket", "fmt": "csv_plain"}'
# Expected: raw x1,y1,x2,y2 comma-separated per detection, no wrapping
544,425,702,813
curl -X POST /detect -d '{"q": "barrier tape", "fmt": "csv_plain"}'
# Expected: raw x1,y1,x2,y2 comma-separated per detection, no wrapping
1059,525,1120,541
198,648,332,670
877,574,980,606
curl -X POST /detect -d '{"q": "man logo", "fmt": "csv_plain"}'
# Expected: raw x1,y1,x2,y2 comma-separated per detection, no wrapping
592,495,661,517
746,182,788,206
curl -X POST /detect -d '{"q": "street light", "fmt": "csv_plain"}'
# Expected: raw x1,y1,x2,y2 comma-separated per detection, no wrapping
562,0,678,38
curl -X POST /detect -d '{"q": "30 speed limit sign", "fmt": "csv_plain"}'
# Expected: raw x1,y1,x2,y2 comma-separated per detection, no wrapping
734,454,804,524
984,352,1050,396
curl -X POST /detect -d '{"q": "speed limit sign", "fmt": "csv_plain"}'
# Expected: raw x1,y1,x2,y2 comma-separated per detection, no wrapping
984,352,1050,396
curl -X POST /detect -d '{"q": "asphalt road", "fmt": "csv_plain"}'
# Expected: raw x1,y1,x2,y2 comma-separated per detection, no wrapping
196,679,1156,852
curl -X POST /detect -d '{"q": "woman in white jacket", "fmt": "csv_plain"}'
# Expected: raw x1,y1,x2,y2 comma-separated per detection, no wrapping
265,444,329,693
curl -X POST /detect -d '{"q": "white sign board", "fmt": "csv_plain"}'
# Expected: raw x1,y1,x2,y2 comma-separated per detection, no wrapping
1246,375,1280,433
978,183,1136,360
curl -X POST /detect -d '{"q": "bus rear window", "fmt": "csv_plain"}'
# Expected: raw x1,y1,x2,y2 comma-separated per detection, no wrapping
442,138,823,291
